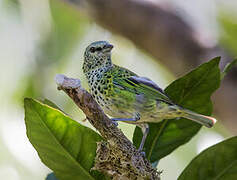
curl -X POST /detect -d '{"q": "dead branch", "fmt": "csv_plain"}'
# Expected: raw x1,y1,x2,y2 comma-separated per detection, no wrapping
55,74,160,180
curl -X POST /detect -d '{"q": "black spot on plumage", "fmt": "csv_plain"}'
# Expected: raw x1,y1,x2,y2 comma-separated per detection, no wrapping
124,79,136,87
96,47,102,51
128,77,139,84
89,47,96,53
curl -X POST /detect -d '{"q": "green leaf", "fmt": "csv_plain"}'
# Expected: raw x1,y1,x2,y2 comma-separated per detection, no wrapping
133,57,221,162
178,137,237,180
221,59,237,80
24,98,108,180
40,99,63,111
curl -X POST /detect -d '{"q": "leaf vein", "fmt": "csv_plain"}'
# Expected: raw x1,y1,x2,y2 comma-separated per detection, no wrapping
32,101,95,180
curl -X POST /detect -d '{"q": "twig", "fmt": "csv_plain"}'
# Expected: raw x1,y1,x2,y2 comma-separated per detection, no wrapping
55,74,160,180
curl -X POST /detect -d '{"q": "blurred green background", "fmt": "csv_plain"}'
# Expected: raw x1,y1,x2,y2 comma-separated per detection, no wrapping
0,0,236,179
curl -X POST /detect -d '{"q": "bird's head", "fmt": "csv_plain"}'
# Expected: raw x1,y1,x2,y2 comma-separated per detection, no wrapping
83,41,113,74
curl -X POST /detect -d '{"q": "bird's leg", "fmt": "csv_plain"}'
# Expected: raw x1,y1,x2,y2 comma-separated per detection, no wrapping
111,112,140,123
138,123,149,152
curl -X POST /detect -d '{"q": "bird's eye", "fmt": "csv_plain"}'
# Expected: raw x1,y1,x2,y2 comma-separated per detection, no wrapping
96,47,102,51
90,47,96,53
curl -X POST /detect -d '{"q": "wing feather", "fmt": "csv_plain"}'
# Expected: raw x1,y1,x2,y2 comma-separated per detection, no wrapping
111,66,173,104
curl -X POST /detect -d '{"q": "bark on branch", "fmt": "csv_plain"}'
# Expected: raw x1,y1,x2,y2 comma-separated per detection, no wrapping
62,0,237,132
55,74,160,180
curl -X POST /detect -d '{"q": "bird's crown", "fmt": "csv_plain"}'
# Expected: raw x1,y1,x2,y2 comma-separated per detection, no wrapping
83,41,113,74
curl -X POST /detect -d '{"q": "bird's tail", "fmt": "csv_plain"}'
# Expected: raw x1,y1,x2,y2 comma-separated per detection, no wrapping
181,108,217,128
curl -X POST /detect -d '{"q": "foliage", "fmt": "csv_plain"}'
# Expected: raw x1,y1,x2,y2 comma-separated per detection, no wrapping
24,57,237,179
133,57,220,162
178,137,237,180
24,98,108,180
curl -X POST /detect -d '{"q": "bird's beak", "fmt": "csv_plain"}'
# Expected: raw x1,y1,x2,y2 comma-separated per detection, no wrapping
104,44,113,52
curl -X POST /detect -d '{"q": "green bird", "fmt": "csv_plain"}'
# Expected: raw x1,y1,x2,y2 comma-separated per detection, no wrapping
82,41,216,151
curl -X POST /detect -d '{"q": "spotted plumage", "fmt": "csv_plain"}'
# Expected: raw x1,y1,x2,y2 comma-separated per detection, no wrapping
83,41,217,151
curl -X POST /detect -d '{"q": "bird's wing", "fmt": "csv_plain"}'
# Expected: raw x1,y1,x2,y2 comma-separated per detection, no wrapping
112,68,173,104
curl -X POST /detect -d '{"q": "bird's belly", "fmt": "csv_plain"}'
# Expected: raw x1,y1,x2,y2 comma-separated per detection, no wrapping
102,101,181,124
103,104,135,119
104,107,164,124
101,103,159,123
91,87,180,123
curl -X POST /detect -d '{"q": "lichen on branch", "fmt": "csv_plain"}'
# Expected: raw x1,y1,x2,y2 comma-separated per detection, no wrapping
55,74,160,180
